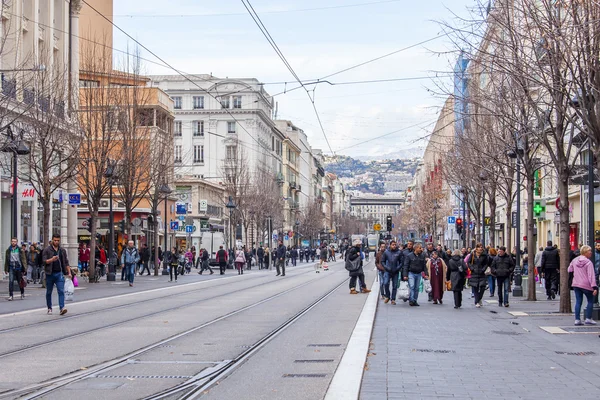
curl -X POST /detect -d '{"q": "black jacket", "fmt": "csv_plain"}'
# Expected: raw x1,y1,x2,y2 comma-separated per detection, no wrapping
468,252,490,288
381,248,403,273
541,246,560,270
140,247,151,262
491,253,515,278
446,255,466,291
402,251,427,278
345,246,363,277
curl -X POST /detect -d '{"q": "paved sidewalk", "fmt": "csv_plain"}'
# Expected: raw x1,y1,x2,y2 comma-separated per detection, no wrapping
360,288,600,400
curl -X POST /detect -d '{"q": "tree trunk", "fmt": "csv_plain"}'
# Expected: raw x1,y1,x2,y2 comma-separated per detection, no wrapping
88,214,97,283
558,174,572,313
154,218,160,276
42,198,51,247
527,172,537,301
489,194,497,246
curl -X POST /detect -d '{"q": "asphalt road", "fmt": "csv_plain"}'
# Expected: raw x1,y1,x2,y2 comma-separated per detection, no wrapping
0,260,374,400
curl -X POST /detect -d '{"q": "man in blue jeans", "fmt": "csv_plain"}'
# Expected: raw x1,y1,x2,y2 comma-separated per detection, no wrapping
403,243,427,306
41,234,71,315
121,240,140,287
381,240,403,305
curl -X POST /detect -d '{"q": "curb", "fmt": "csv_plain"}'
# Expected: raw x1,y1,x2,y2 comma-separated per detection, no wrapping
324,277,379,400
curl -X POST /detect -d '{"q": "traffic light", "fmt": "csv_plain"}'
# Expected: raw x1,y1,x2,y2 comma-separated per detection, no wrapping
147,214,154,226
386,215,393,232
84,217,93,232
456,218,463,234
119,219,126,232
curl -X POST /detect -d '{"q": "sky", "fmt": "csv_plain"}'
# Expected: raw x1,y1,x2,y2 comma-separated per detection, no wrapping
108,0,477,159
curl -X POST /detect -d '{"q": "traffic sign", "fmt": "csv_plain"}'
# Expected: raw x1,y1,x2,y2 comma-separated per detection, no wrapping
447,216,456,224
178,215,185,221
170,221,179,230
284,235,289,241
185,225,194,233
68,193,81,205
373,223,382,231
176,204,187,215
273,234,278,240
484,217,492,225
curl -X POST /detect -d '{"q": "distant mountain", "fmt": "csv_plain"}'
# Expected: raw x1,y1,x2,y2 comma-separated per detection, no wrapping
323,155,421,195
354,147,425,162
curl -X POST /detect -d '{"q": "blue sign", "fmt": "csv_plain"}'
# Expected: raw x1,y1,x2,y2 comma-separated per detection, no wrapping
68,193,81,205
272,234,278,240
447,216,456,224
178,215,185,221
176,204,187,215
469,221,474,230
185,225,193,233
284,235,289,241
170,221,179,230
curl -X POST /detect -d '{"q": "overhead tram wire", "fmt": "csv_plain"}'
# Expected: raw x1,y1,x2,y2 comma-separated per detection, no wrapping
336,120,437,152
240,0,337,160
80,1,317,199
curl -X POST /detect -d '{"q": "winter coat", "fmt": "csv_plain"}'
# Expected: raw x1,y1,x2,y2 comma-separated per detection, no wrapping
541,246,560,271
491,253,515,278
320,248,328,260
276,245,286,260
79,248,90,263
345,246,364,277
41,245,70,276
467,252,490,288
216,249,228,264
402,251,427,279
446,255,466,291
381,248,403,273
257,247,264,259
235,250,246,263
426,257,447,290
4,245,27,273
121,247,140,266
140,247,151,262
568,255,598,292
375,249,385,272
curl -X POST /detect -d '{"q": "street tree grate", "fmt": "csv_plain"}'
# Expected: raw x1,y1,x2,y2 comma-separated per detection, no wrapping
283,374,327,378
294,359,335,363
562,326,600,333
158,345,174,348
412,349,456,354
96,375,192,379
492,330,522,335
555,351,596,356
307,344,342,347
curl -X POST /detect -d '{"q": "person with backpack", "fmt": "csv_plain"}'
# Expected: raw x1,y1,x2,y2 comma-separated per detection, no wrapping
120,240,140,287
346,238,371,294
5,237,27,301
216,245,228,275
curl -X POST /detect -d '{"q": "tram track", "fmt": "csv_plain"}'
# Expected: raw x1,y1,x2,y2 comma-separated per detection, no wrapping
0,271,349,400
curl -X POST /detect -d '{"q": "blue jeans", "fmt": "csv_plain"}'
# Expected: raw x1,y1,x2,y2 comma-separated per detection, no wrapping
383,271,399,300
8,267,24,296
46,272,65,310
488,275,496,295
497,276,510,305
378,270,385,295
126,264,136,284
408,272,422,303
574,287,594,321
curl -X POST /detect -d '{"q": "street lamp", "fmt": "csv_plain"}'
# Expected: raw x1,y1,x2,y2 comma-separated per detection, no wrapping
1,126,30,240
104,159,117,281
457,187,467,248
226,196,236,251
478,172,488,245
158,182,172,275
507,135,525,296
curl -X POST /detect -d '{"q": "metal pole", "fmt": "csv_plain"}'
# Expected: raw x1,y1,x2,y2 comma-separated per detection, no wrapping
164,196,168,251
588,139,595,248
107,183,116,280
462,191,467,248
482,191,486,245
513,158,523,296
12,152,17,240
229,209,233,251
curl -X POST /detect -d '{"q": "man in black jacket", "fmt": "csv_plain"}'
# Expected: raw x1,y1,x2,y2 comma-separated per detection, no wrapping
257,246,265,269
139,244,151,275
491,246,515,307
541,240,560,300
275,241,286,276
380,240,403,305
402,243,428,306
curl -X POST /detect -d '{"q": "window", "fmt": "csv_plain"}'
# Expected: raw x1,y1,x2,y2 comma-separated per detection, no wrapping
194,145,204,163
272,136,275,151
226,145,237,160
173,96,182,109
193,96,204,109
79,79,99,88
233,96,242,109
193,120,204,136
220,96,230,109
227,121,236,134
174,121,182,136
174,145,182,163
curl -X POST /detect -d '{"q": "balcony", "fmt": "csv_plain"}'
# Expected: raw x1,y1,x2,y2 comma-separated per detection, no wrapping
297,184,302,192
1,75,16,99
276,172,284,184
288,199,299,209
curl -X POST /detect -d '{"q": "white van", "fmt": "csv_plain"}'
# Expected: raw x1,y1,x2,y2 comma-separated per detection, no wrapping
199,231,226,266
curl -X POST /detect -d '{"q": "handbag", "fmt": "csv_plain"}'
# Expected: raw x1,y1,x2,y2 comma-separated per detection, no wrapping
19,276,27,289
445,281,452,291
345,255,361,272
484,266,492,276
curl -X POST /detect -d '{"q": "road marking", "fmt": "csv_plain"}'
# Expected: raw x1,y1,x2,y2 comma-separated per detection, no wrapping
540,326,569,334
0,274,244,319
324,278,379,400
508,311,528,316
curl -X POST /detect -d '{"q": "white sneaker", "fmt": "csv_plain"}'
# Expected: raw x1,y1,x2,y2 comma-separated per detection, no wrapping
475,303,481,308
584,319,597,325
574,320,583,326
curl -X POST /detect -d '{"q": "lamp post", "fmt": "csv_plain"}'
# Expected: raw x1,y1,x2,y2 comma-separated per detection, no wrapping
1,126,30,240
226,196,236,251
507,141,524,296
159,183,171,274
266,215,273,253
104,159,117,281
479,172,488,245
295,219,300,247
458,187,467,248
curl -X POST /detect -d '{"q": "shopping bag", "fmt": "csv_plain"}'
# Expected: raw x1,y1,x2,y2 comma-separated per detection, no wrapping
423,279,432,294
73,275,79,287
64,278,75,302
398,281,410,300
419,279,424,293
